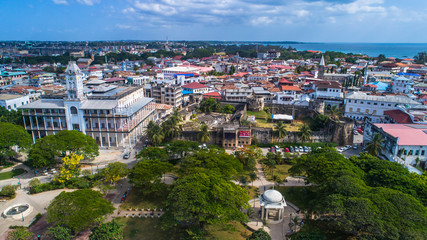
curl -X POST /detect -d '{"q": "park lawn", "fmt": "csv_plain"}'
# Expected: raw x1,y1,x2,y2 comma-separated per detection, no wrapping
116,217,185,240
265,164,292,182
120,188,167,210
247,110,270,120
0,168,26,180
205,221,252,240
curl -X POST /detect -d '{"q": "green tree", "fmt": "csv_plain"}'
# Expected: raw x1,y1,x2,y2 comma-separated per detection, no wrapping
27,135,58,168
199,97,220,113
166,140,199,159
275,121,287,142
249,172,258,187
0,122,31,164
29,178,41,188
129,159,172,195
377,54,387,63
167,171,250,230
98,162,128,184
234,146,262,171
298,124,312,143
365,133,385,157
179,149,242,179
47,226,72,240
54,130,99,158
221,104,235,114
47,189,115,233
310,114,329,131
0,106,23,126
199,123,210,143
7,227,33,240
136,147,168,160
0,185,18,198
144,121,164,146
328,105,341,121
246,228,271,240
89,221,123,240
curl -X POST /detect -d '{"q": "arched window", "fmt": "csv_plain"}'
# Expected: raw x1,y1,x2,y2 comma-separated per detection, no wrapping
70,106,78,114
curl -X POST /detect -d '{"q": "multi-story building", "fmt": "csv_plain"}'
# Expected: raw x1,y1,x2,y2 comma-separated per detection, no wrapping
18,62,157,148
151,83,183,108
311,81,343,107
344,92,422,122
224,88,252,102
127,75,152,86
364,122,426,173
0,94,31,110
29,73,55,87
392,76,414,94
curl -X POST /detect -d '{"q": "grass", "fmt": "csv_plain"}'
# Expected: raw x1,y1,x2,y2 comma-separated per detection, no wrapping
120,188,167,210
116,217,185,240
116,218,251,240
0,168,26,180
205,221,252,240
264,164,293,182
247,110,270,119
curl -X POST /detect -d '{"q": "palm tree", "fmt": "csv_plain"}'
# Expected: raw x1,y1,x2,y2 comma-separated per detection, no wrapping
329,105,342,121
299,124,312,143
249,172,257,188
169,108,183,125
144,121,163,146
365,133,385,157
275,121,287,142
200,123,210,143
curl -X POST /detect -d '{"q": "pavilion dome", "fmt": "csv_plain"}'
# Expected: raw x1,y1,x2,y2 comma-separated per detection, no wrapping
262,190,283,203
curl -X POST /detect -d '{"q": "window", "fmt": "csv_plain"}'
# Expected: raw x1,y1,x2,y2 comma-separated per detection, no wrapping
349,100,352,103
373,110,376,114
360,101,364,104
72,124,80,130
365,109,369,113
404,150,408,155
374,103,377,105
408,150,413,156
421,150,425,156
70,106,78,114
357,108,360,112
388,104,391,107
349,107,353,112
367,102,371,105
415,150,419,155
354,100,357,103
381,103,384,106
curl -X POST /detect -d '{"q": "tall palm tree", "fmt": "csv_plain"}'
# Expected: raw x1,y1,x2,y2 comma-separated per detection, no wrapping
275,121,287,142
299,124,312,143
144,121,163,146
365,133,385,157
200,123,210,143
249,172,257,188
329,105,342,121
169,108,183,125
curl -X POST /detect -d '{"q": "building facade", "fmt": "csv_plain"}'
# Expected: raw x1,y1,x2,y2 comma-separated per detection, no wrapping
18,62,157,148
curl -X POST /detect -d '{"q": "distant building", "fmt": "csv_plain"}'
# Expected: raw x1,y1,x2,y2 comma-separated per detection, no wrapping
392,76,414,94
151,83,183,108
0,94,30,110
344,92,422,122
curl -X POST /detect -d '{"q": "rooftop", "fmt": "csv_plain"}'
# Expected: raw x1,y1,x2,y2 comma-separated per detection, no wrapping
374,124,427,146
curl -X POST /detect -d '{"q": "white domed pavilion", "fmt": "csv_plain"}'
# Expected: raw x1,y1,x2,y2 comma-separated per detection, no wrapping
259,189,287,224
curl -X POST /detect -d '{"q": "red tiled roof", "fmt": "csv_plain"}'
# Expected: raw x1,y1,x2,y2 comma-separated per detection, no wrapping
203,92,222,99
281,85,302,91
182,82,208,89
384,110,413,124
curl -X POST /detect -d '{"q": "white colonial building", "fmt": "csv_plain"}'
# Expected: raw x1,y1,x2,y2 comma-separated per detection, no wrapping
18,62,157,148
392,76,414,94
344,92,422,122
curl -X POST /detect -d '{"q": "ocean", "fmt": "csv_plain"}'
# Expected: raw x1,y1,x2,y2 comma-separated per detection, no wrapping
274,43,427,59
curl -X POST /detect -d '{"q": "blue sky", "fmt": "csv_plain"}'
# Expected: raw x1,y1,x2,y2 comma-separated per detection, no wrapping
1,0,427,42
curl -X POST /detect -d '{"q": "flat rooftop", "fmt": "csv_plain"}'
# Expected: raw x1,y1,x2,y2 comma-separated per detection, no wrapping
375,124,427,146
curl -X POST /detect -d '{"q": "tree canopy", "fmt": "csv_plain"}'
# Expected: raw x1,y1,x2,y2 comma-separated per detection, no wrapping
98,162,129,184
28,130,99,168
0,122,31,164
289,149,427,239
89,221,123,240
129,159,172,195
166,171,249,229
47,189,114,233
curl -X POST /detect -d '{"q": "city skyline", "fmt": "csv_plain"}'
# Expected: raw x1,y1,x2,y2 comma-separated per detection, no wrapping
2,0,427,42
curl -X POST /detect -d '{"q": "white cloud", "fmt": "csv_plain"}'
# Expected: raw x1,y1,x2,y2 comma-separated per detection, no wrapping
326,0,385,14
76,0,101,6
53,0,68,5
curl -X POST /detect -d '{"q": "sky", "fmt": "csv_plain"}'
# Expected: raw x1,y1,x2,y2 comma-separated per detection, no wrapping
1,0,427,42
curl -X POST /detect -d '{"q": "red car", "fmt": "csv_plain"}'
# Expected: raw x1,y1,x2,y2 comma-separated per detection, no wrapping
357,128,363,134
284,148,290,153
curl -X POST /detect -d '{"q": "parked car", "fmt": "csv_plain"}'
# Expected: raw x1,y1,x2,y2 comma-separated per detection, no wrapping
274,145,281,152
303,146,309,152
357,128,363,134
299,146,304,152
270,147,276,153
353,144,358,150
123,153,130,159
284,148,290,153
289,146,294,152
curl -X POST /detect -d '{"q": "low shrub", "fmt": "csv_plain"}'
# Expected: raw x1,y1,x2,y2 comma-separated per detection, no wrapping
0,185,18,198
